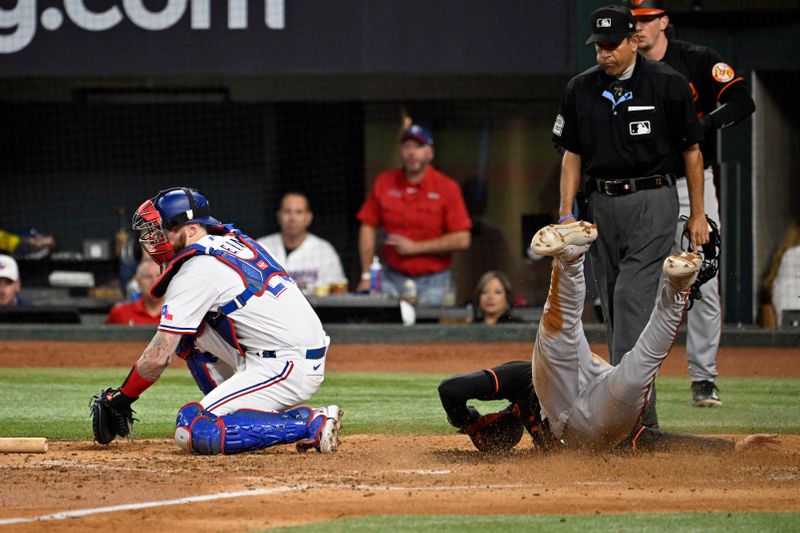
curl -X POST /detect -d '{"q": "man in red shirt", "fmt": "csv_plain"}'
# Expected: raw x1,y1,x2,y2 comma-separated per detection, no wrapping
356,125,472,305
105,257,163,326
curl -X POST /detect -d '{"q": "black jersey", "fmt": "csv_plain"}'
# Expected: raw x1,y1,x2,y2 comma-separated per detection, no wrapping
552,54,703,180
661,39,753,165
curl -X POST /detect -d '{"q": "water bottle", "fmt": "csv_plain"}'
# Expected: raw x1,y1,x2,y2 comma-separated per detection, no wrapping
369,256,382,295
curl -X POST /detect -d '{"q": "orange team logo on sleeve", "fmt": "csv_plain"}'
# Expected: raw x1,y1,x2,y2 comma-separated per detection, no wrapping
712,62,735,83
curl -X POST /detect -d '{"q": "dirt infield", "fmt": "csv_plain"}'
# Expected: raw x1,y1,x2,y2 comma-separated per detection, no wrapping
1,341,799,531
2,340,800,377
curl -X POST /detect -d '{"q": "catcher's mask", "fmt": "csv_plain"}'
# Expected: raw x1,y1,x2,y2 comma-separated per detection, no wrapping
680,215,721,306
132,187,220,265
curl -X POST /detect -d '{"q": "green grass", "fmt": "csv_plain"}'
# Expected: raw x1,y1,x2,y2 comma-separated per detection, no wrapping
1,368,797,532
265,512,800,533
0,369,797,438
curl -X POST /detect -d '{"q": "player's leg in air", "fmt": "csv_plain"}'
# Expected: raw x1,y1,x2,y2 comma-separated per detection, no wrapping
529,221,698,446
567,251,703,446
528,221,601,442
173,328,342,455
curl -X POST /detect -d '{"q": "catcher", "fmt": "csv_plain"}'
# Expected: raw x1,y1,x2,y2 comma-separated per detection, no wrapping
90,187,342,455
441,221,777,454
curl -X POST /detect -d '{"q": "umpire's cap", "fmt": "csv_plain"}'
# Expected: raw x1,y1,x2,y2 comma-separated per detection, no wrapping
586,5,636,44
625,0,666,17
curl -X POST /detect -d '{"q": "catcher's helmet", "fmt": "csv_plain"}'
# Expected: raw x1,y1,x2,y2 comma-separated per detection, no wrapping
461,405,525,453
624,0,666,17
132,187,221,265
680,215,721,305
152,187,221,230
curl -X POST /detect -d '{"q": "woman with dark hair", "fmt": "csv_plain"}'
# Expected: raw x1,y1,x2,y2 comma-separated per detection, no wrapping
472,270,516,324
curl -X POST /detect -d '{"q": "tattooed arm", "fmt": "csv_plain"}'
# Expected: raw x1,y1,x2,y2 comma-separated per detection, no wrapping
109,331,183,406
137,331,181,381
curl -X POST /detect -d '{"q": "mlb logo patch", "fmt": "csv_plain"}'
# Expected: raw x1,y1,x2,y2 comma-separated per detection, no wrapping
597,18,612,28
161,305,174,321
553,114,565,136
629,121,651,136
256,260,268,270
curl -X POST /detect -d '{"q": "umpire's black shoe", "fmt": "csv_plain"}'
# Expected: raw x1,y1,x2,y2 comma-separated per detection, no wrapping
691,380,722,407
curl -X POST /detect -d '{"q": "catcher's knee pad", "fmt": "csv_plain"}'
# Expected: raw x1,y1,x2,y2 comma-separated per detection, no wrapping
184,351,220,395
174,404,315,455
174,402,224,454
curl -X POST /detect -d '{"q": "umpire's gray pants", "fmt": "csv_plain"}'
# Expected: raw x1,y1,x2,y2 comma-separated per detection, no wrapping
588,185,679,427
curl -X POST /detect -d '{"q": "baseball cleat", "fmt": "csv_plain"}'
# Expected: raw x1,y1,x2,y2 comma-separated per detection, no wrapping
530,221,597,261
663,252,702,291
691,380,722,407
296,405,343,454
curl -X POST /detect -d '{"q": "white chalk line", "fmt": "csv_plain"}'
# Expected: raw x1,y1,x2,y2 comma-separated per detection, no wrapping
0,486,298,526
395,469,452,475
0,482,531,526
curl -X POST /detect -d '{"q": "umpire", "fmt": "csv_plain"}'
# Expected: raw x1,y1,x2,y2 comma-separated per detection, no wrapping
552,5,708,428
628,0,756,408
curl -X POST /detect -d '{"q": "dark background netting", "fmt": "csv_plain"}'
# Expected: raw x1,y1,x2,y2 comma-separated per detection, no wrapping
0,86,565,306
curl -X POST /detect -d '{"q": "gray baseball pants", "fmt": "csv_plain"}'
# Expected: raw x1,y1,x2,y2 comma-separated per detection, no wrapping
532,255,688,448
673,168,720,383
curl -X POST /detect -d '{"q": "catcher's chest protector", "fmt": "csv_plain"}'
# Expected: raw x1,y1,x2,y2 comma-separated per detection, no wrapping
152,225,293,351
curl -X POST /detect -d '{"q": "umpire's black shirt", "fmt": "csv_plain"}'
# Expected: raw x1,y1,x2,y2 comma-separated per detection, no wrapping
552,53,703,180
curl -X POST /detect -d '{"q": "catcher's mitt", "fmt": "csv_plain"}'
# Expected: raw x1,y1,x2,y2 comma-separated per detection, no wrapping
89,388,135,445
460,405,524,453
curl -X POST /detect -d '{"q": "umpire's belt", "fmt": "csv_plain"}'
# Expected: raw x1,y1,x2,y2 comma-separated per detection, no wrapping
594,173,676,196
258,346,327,360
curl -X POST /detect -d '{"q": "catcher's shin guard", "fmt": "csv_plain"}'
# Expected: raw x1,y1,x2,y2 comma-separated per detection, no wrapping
174,404,315,455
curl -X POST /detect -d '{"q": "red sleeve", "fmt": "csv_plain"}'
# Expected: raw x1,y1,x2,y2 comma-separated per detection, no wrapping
444,181,473,233
105,304,125,325
356,178,383,227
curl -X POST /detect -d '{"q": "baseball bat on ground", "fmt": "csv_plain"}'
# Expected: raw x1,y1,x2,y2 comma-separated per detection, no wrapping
0,437,48,453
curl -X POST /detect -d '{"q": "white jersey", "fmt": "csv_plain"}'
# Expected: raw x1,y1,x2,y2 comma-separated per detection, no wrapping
257,232,345,293
157,233,326,355
773,246,800,326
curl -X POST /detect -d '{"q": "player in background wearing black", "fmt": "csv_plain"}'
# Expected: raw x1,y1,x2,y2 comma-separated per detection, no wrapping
628,0,756,409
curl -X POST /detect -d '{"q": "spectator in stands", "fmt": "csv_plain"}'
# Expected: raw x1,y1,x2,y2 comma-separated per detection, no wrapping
760,219,800,327
0,228,55,259
0,255,32,305
105,257,163,326
257,192,346,295
471,270,517,325
356,124,472,305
